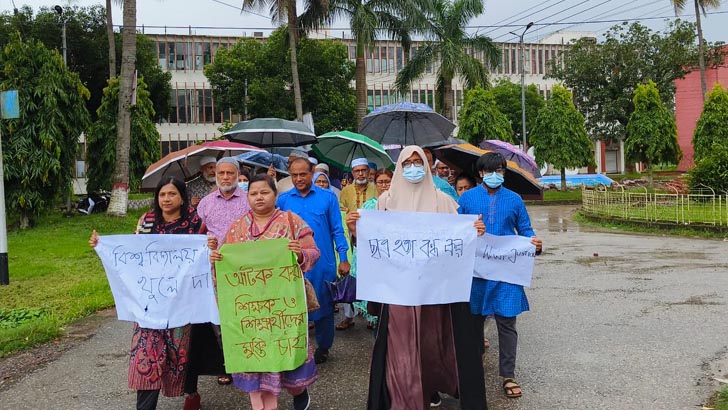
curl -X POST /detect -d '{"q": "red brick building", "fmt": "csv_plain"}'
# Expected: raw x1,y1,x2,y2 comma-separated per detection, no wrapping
674,46,728,171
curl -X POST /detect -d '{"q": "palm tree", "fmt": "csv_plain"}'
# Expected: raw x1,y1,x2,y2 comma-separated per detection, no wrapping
395,0,500,121
242,0,312,120
106,0,136,216
301,0,425,128
106,0,116,78
672,0,722,101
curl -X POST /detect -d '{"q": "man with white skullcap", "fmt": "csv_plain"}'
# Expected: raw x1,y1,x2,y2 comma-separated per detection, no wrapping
339,157,377,212
186,156,217,207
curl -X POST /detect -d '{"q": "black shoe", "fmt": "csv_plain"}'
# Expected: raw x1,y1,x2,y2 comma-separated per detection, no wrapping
293,389,311,410
314,348,329,364
429,392,442,407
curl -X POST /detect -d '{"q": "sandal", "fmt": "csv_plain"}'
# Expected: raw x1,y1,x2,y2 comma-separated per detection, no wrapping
366,322,376,330
502,378,522,398
335,318,354,330
217,375,232,385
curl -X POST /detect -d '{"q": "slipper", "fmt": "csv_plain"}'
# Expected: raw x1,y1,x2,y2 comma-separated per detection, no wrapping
366,322,376,330
483,338,490,349
502,378,522,398
217,375,232,385
335,318,354,330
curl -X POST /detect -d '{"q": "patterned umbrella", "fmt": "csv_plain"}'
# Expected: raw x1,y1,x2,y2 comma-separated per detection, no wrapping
359,102,456,146
435,143,543,200
141,141,262,190
479,139,541,178
235,151,289,175
223,118,317,147
312,131,394,171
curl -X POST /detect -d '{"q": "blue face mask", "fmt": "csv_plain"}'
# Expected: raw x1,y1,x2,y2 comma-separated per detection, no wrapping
402,165,426,183
482,172,504,189
238,181,249,191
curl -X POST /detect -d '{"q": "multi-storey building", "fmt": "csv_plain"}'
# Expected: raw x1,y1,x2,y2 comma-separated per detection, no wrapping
145,31,589,158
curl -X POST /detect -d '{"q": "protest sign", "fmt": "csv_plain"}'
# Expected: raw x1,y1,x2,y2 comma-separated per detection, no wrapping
474,233,536,287
95,234,217,329
215,238,308,373
356,209,477,306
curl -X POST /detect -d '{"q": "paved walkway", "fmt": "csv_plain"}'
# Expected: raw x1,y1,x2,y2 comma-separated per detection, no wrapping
1,205,726,409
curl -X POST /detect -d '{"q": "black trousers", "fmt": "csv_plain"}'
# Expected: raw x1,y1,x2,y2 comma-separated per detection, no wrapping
184,323,227,394
494,315,518,378
450,302,488,410
136,390,159,410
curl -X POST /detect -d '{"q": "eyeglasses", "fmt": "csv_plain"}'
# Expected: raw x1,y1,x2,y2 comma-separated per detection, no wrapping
401,159,425,167
375,179,392,186
352,168,369,174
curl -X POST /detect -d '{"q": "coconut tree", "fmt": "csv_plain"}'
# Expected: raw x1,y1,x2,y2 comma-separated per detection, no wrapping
394,0,500,121
242,0,315,120
672,0,722,100
106,0,116,78
106,0,136,216
300,0,425,127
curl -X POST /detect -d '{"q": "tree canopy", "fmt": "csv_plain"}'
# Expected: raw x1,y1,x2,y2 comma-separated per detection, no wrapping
625,81,681,187
547,21,698,141
457,85,513,146
86,77,160,193
0,33,90,227
205,28,356,132
490,78,545,144
530,85,593,190
0,5,170,121
693,82,728,162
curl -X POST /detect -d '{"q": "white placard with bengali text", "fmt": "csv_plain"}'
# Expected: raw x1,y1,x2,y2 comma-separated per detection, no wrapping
95,234,218,329
474,233,536,287
356,209,477,306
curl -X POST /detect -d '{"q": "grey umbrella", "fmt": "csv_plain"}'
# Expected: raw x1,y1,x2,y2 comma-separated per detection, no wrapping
223,117,317,147
359,101,456,146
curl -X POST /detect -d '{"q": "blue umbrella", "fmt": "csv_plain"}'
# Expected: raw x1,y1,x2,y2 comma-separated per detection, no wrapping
236,151,289,175
359,101,456,147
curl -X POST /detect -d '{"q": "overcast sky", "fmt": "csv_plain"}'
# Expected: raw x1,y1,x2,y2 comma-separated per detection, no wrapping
5,0,728,43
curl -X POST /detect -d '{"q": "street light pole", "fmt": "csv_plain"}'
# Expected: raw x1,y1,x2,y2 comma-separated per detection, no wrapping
510,22,534,151
55,6,67,66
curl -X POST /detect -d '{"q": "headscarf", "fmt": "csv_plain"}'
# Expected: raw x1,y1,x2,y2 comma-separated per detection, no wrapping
313,171,332,191
377,145,458,214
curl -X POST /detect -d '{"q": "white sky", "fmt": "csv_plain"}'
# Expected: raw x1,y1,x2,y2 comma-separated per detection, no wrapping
4,0,728,43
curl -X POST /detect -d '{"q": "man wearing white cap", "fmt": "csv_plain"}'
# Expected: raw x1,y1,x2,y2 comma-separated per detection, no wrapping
186,156,217,207
276,150,310,193
339,157,377,212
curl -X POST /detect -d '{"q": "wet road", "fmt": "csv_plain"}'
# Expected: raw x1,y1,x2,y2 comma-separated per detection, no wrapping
1,205,727,409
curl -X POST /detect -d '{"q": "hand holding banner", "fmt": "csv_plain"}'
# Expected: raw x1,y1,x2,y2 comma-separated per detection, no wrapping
474,233,536,287
94,234,217,329
215,238,308,373
356,209,477,306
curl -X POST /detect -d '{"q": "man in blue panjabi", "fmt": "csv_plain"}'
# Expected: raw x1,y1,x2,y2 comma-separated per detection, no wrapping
277,157,350,364
458,152,543,400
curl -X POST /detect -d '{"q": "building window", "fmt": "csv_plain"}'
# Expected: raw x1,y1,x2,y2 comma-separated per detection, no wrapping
381,46,387,73
374,47,380,73
388,46,395,73
367,49,373,73
195,42,204,70
367,89,374,112
176,42,185,70
157,41,166,70
397,47,403,70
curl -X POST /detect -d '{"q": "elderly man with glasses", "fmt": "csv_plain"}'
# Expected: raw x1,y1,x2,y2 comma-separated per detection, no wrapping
338,157,377,213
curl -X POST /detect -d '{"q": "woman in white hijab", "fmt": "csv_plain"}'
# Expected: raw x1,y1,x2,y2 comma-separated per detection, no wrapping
351,146,487,410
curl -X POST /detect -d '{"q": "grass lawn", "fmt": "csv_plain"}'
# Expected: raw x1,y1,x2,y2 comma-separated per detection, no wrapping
542,189,582,202
718,386,728,410
0,211,140,357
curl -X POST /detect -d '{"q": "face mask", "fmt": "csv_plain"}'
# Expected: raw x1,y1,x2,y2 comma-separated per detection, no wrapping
238,182,249,191
402,165,426,183
482,172,504,189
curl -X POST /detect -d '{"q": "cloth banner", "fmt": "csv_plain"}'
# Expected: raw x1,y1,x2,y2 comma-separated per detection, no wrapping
474,233,536,287
356,209,477,306
215,238,308,373
95,234,217,329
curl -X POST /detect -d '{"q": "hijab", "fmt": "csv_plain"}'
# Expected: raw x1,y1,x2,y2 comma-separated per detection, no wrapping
313,171,332,191
377,145,458,214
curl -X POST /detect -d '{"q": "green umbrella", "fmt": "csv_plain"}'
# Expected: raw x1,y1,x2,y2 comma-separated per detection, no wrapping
312,130,394,171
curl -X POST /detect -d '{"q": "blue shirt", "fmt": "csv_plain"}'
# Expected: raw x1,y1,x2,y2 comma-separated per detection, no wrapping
277,185,349,319
458,185,535,317
433,175,459,202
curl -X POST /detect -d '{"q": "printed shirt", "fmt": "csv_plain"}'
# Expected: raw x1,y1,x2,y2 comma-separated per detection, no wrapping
196,187,251,244
433,175,459,202
339,183,378,212
186,176,216,203
458,185,535,317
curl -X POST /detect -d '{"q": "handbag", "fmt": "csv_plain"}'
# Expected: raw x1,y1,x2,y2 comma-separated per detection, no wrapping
326,274,357,304
287,211,320,313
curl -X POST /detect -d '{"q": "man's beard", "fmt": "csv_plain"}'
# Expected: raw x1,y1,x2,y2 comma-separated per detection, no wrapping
218,182,236,193
204,175,217,183
355,178,368,185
